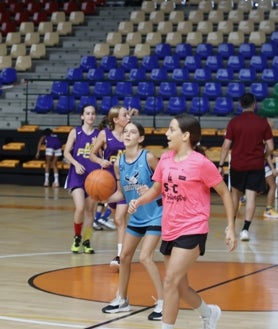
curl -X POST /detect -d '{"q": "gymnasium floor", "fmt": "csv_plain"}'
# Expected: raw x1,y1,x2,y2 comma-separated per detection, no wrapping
1,184,278,329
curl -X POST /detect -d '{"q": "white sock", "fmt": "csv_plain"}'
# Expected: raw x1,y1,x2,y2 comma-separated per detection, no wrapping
196,300,210,318
54,173,59,183
117,243,122,257
161,323,174,329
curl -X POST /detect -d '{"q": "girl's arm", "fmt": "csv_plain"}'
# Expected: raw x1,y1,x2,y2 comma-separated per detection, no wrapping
89,130,111,168
63,129,85,175
214,180,237,251
35,136,45,159
106,158,125,203
128,181,162,214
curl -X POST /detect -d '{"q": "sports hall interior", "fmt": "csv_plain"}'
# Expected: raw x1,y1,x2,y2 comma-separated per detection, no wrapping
1,1,278,329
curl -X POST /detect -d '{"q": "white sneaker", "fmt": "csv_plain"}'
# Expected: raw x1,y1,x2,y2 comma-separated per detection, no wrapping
148,299,163,321
240,229,250,241
93,221,103,231
201,305,221,329
102,295,130,313
98,217,116,230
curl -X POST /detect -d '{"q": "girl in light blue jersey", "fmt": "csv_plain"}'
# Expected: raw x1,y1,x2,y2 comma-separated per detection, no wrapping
101,121,164,321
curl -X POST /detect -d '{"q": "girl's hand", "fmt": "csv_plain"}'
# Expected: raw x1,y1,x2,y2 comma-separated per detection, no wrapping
128,199,138,214
75,163,85,175
225,226,237,252
100,159,112,168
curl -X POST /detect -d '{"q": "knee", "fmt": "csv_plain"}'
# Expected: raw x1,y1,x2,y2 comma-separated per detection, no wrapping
139,252,152,267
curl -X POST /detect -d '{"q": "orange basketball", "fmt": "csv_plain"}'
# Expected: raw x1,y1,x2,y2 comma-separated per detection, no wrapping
85,169,116,201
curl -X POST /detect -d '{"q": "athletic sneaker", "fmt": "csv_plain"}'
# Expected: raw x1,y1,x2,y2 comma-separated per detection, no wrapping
93,221,103,231
71,235,82,253
148,299,163,321
102,295,130,314
263,208,278,219
98,217,116,230
240,229,250,241
43,181,49,187
82,239,95,254
52,182,59,188
110,256,120,271
201,304,221,329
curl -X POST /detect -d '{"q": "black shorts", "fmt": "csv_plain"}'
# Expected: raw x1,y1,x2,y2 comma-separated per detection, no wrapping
160,234,208,256
230,168,265,193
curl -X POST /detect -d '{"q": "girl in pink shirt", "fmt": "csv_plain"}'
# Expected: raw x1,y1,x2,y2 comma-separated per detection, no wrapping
129,113,236,329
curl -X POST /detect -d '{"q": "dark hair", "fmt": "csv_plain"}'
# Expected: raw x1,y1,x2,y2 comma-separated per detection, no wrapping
98,116,109,130
43,128,52,136
174,113,205,155
129,121,145,137
240,93,256,109
81,104,96,115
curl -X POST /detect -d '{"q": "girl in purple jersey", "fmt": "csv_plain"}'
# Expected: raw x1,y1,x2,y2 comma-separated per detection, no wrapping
36,128,62,187
64,104,101,254
90,105,131,269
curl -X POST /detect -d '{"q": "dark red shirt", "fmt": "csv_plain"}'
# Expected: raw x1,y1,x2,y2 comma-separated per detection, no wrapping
225,111,273,171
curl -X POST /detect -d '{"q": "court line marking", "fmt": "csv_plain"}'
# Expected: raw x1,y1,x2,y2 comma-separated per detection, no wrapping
0,315,84,328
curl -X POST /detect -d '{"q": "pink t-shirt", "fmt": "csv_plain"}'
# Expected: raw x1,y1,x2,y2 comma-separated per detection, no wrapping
152,150,223,241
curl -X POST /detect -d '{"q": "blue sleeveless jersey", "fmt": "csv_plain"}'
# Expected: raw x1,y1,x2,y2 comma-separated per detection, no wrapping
119,149,162,227
65,126,100,189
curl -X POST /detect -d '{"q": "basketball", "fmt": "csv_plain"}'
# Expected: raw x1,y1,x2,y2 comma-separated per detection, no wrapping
85,169,116,201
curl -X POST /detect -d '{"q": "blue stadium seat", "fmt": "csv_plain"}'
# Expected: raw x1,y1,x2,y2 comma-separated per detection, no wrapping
107,67,125,82
261,43,276,59
128,67,146,84
136,81,155,99
181,82,200,99
189,96,210,116
158,81,177,99
162,54,180,71
271,56,278,70
184,55,201,72
261,68,278,86
100,55,118,71
270,31,278,45
171,67,189,85
238,43,256,59
250,55,268,72
250,82,269,101
144,96,164,115
150,67,168,83
205,55,223,72
123,95,141,111
115,81,133,99
87,67,104,84
121,55,139,71
66,67,83,81
33,94,53,113
0,67,17,84
226,82,245,100
175,43,192,59
217,43,235,59
212,97,233,116
238,67,257,85
193,67,212,85
100,96,119,115
77,95,97,113
227,54,245,72
56,95,75,114
93,81,112,98
72,81,90,98
167,96,186,115
79,55,97,72
154,43,172,59
141,54,159,71
216,68,234,85
196,43,213,59
203,82,222,100
51,81,69,98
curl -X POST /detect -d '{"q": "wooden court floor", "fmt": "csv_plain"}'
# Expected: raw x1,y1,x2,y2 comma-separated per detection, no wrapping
1,184,278,329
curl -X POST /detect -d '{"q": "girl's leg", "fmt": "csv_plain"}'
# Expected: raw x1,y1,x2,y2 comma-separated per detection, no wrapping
52,156,59,187
162,246,200,325
71,188,86,253
264,175,278,218
82,197,97,253
44,155,52,186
